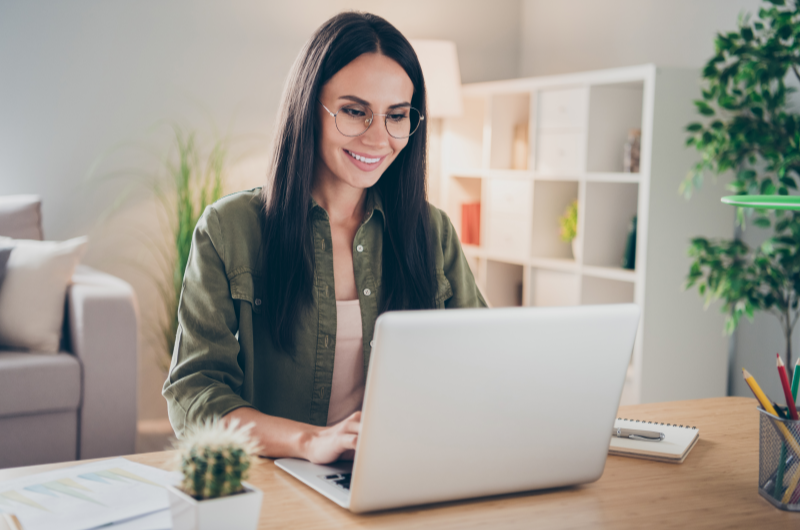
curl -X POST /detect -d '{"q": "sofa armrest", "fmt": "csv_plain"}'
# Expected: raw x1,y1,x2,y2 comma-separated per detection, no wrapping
68,264,138,459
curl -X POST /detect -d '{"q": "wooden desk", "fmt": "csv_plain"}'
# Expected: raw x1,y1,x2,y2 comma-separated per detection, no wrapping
1,397,797,529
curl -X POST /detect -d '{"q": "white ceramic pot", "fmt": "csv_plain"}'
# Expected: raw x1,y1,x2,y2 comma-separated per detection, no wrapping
167,482,263,530
571,236,581,263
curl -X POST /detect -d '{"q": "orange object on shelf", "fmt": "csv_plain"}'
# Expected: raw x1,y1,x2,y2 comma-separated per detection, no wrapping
461,203,481,246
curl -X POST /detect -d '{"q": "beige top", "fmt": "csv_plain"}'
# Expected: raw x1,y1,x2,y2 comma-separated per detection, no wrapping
326,299,365,426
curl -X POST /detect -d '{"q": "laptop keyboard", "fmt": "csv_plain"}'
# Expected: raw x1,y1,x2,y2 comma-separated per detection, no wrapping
323,473,352,490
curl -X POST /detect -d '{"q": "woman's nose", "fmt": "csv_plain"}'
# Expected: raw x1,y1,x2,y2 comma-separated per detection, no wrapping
361,117,390,147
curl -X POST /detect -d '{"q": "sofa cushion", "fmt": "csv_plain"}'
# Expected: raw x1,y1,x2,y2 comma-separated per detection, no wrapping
0,236,88,352
0,195,44,240
0,351,81,417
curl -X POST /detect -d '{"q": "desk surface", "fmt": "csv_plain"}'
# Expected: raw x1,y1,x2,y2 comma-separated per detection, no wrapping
1,397,797,529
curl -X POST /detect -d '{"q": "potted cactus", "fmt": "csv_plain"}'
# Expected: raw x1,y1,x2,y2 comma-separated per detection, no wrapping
167,418,263,530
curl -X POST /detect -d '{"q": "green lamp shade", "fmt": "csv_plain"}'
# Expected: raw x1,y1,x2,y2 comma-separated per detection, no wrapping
721,195,800,211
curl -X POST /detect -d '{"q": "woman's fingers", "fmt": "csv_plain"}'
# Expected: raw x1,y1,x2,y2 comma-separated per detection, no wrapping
340,411,362,434
342,433,358,450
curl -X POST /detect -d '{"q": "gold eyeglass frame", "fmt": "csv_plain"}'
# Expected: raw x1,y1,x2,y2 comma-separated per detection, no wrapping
319,101,424,139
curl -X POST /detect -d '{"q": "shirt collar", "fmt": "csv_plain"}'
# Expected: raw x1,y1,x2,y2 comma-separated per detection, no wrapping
309,187,386,227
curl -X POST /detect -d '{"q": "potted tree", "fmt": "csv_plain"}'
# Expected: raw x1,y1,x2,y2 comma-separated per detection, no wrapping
683,0,800,373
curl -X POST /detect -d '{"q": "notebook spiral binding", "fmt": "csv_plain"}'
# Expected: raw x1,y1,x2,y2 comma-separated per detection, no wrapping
617,418,698,430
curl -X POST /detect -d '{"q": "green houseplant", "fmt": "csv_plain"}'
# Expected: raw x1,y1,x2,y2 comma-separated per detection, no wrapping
682,0,800,372
559,200,580,260
92,125,230,371
157,127,228,372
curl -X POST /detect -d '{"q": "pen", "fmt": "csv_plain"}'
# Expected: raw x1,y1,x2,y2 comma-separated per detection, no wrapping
612,427,665,442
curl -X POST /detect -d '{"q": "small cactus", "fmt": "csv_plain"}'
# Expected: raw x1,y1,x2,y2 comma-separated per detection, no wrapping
174,418,260,500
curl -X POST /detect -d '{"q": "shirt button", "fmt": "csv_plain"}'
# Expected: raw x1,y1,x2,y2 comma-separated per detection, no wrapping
370,340,374,348
363,288,371,296
357,245,364,252
254,298,261,306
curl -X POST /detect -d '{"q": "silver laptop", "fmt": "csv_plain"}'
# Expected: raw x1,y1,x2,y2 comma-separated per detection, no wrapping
276,303,640,513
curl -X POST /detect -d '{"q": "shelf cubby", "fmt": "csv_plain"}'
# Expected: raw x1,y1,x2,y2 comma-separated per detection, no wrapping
535,87,588,176
489,93,530,170
484,177,532,259
484,260,524,307
531,180,579,260
444,95,486,170
581,276,635,305
447,176,483,247
586,82,644,173
528,268,580,307
582,182,638,269
537,87,588,130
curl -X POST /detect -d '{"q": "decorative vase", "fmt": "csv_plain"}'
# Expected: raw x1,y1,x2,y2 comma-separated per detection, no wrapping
571,236,581,262
167,482,263,530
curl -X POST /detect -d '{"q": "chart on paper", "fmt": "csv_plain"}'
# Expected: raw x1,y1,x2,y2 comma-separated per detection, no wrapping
0,458,179,530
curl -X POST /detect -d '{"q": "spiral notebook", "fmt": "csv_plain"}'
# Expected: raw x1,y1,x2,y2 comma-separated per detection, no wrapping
609,418,700,464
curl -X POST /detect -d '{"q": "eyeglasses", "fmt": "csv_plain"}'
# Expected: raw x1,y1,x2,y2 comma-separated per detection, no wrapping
319,101,424,139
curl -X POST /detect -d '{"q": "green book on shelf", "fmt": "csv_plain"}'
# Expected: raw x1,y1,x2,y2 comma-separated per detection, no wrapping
621,216,637,270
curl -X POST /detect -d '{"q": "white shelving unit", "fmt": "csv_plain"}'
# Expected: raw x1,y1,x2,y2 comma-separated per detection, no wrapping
440,65,733,405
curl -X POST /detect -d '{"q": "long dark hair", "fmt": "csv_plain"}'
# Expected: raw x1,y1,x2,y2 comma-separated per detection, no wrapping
261,12,436,352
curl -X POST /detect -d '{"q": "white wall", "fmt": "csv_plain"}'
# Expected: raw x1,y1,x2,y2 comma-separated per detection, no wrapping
519,0,793,402
519,0,762,77
0,0,522,427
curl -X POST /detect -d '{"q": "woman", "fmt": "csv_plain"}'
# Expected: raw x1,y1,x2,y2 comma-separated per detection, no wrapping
163,12,486,465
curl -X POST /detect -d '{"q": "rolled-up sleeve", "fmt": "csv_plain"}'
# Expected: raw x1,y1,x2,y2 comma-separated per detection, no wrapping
162,206,252,438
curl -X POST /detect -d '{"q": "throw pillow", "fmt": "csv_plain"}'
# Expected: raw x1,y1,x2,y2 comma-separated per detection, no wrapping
0,236,88,353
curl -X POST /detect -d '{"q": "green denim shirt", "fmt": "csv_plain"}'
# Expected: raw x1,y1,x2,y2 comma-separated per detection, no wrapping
163,187,486,437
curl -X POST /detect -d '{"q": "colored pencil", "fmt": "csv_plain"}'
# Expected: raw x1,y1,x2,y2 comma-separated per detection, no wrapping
777,354,799,420
742,369,780,416
741,369,800,503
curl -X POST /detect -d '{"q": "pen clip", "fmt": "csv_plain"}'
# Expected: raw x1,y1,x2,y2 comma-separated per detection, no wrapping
614,427,665,442
628,433,665,442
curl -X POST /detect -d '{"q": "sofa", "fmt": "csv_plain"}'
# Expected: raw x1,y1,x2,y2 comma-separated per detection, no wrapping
0,195,138,468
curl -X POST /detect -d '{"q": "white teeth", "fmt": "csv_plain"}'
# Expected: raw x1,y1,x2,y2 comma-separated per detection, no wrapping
347,150,380,164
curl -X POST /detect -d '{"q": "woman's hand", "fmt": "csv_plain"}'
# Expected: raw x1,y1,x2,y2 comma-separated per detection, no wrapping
222,407,361,465
302,411,361,464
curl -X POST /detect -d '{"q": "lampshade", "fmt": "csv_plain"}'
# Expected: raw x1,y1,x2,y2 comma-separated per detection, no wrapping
410,40,463,118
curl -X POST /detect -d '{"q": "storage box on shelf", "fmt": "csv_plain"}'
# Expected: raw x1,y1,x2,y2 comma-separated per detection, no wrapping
439,65,732,405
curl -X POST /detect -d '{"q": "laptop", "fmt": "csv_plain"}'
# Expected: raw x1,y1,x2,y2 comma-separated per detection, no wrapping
276,303,640,513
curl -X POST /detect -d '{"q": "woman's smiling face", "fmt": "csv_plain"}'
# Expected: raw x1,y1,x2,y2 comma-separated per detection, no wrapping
315,52,415,192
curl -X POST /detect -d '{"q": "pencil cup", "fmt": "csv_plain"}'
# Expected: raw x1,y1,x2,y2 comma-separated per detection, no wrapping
758,408,800,511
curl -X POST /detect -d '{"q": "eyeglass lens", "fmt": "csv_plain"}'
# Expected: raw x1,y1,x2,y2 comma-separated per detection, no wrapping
336,104,421,139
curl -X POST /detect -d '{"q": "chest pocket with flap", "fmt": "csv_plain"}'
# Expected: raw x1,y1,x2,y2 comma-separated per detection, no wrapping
230,271,263,314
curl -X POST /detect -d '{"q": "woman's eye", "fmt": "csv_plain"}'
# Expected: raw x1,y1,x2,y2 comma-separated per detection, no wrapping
388,113,408,122
342,107,367,118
